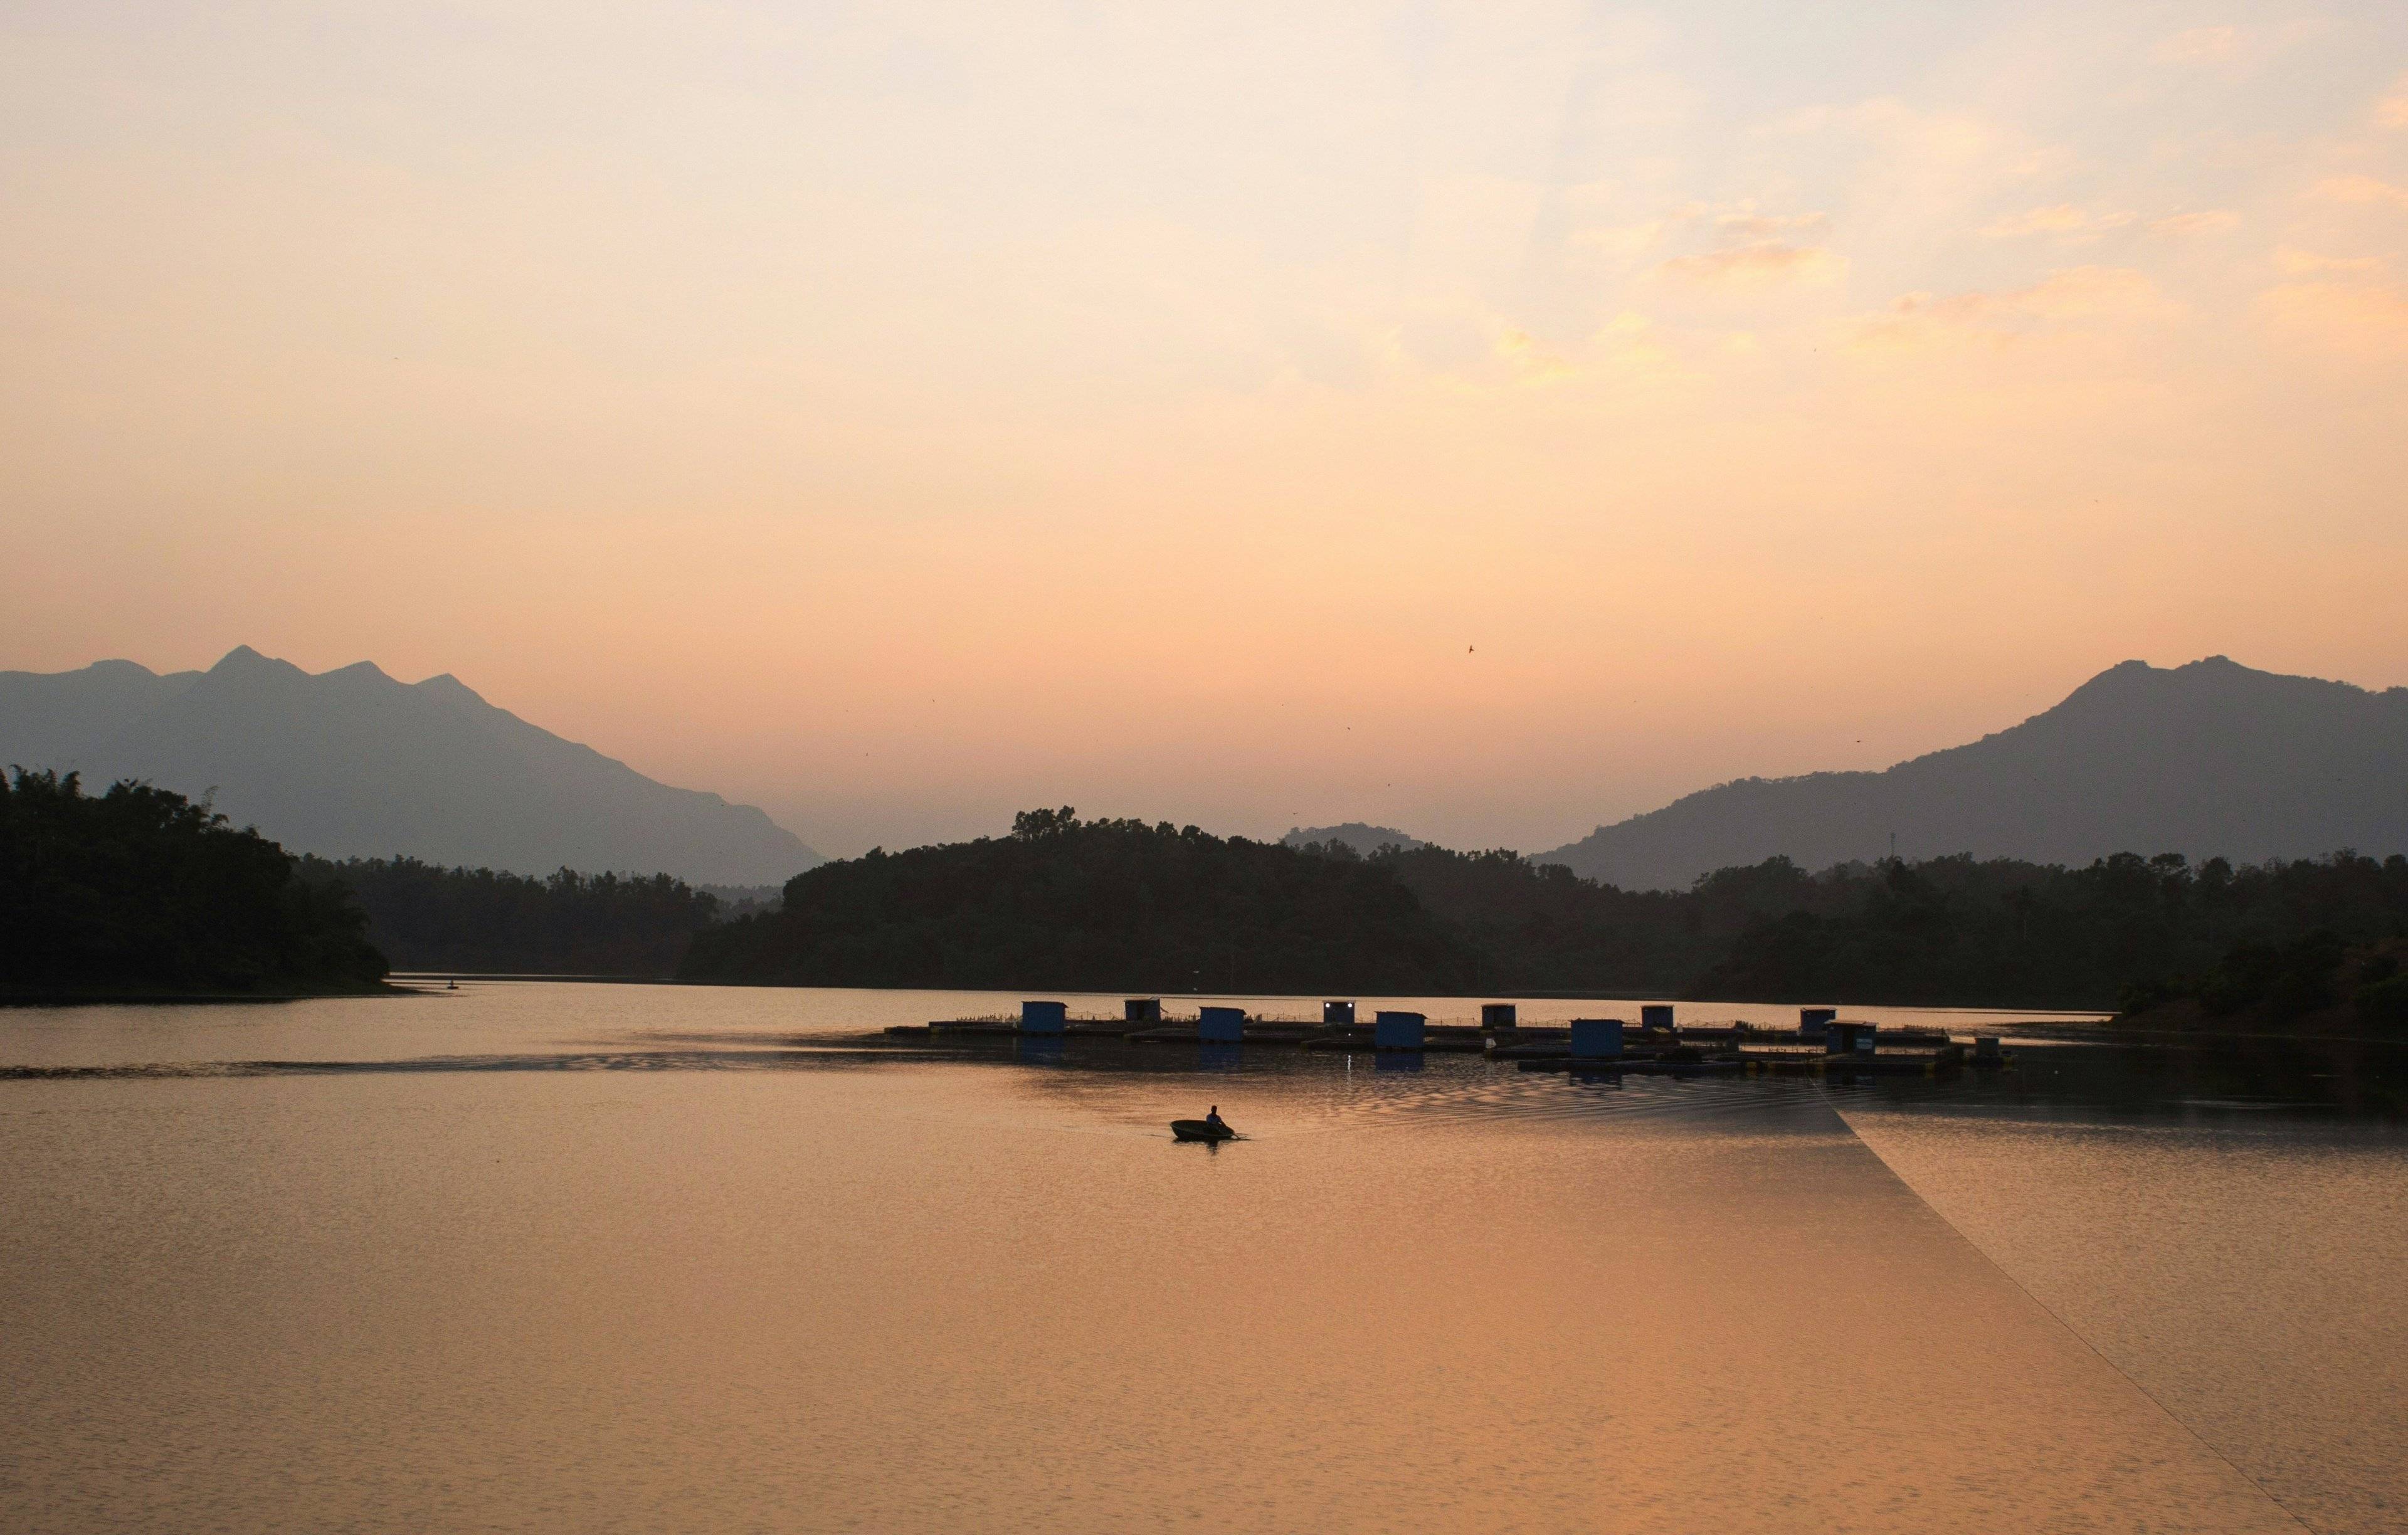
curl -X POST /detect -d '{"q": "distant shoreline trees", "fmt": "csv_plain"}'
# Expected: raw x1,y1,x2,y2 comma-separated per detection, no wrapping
1,768,386,996
682,810,2408,1020
12,776,2403,1020
295,857,724,975
680,810,1483,994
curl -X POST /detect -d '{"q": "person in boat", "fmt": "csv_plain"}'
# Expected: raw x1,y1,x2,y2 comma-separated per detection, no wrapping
1203,1105,1226,1132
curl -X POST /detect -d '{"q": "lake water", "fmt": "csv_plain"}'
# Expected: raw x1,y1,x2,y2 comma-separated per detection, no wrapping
4,984,2402,1533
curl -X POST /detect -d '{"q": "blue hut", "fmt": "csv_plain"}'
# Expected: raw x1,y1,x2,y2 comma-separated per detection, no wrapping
1020,1000,1068,1034
1324,1001,1356,1026
1373,1011,1426,1050
1481,1003,1517,1030
1799,1007,1836,1040
1826,1021,1878,1055
1197,1006,1245,1043
1570,1018,1625,1058
1124,998,1162,1023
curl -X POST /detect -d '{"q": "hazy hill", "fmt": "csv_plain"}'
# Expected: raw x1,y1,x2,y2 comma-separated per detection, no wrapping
1282,822,1429,855
1540,657,2408,890
0,647,820,884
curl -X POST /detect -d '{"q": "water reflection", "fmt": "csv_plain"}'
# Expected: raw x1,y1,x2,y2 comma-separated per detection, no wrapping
1,983,2400,1533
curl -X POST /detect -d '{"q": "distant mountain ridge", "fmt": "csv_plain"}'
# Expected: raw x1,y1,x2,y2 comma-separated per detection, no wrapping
1538,657,2408,890
0,647,820,884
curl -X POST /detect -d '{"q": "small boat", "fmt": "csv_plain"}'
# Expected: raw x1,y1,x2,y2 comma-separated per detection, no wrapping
1171,1119,1236,1142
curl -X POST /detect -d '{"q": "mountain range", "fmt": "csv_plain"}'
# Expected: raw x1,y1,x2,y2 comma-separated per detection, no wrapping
1536,657,2408,889
0,647,820,884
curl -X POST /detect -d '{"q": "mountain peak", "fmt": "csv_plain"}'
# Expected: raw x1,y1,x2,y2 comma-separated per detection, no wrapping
1540,655,2408,889
208,645,304,680
413,673,488,708
1,651,822,883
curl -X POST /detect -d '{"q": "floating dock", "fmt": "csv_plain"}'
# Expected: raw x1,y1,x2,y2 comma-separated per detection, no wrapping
888,1000,1987,1075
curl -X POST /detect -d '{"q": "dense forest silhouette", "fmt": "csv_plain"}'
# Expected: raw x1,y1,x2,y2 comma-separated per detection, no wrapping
684,811,2408,1015
16,779,2404,1017
680,809,1482,993
296,857,725,974
1,769,386,994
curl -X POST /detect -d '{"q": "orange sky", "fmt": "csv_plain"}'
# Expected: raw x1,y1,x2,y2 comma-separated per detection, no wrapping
4,2,2406,855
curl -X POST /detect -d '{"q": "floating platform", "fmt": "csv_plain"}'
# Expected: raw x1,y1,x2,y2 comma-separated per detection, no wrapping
893,1013,1980,1076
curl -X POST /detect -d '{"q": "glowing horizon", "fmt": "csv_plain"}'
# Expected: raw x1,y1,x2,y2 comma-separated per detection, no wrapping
4,2,2405,857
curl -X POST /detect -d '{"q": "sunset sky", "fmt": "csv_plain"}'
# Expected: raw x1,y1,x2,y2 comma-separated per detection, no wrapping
5,1,2407,857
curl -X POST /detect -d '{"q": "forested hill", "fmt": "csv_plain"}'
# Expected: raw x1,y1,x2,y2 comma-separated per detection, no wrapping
1,769,388,996
680,809,1482,993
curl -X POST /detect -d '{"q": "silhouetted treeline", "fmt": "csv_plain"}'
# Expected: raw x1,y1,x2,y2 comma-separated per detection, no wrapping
297,857,724,974
1326,840,2408,1011
679,814,2408,1009
680,808,1481,993
0,769,386,994
1687,851,2408,1010
2119,928,2408,1028
1333,842,1855,993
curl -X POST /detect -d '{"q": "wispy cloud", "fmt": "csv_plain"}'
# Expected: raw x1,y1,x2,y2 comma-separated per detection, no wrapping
1654,241,1848,288
2376,71,2408,127
1714,211,1830,241
1571,204,1830,266
1852,266,2179,351
2154,26,2242,65
2148,209,2241,236
2313,174,2408,209
2152,20,2329,71
1983,204,2136,240
2275,247,2387,276
2259,280,2408,354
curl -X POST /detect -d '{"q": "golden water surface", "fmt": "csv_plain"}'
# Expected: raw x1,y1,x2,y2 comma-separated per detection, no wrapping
2,983,2396,1533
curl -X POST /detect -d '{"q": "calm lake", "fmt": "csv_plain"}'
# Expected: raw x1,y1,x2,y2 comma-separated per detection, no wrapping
4,984,2403,1533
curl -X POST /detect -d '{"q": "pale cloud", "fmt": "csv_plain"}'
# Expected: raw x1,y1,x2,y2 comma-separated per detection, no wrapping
2259,280,2408,354
2152,20,2330,70
1983,204,2136,239
1492,326,1573,382
2154,26,2242,65
2313,174,2408,209
2384,73,2408,128
1784,97,2022,170
1851,266,2179,351
1654,241,1848,288
1588,310,1681,376
2148,209,2242,236
2012,265,2182,321
1775,97,2064,198
1715,211,1830,241
1574,203,1830,270
1568,220,1667,260
2275,246,2387,276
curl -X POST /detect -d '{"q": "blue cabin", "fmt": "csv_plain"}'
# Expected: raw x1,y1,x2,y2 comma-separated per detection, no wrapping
1124,998,1162,1023
1020,1000,1067,1034
1570,1018,1625,1058
1640,1003,1674,1031
1826,1021,1878,1055
1197,1006,1245,1043
1799,1007,1836,1039
1373,1011,1426,1050
1481,1003,1517,1030
1324,1000,1356,1026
